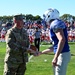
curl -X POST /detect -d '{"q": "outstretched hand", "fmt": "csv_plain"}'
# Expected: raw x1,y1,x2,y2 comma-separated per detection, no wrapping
33,51,42,56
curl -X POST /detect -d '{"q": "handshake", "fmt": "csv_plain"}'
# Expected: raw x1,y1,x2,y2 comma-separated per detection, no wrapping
27,45,42,56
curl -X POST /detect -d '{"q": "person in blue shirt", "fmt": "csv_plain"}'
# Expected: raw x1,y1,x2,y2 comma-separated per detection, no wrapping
34,27,41,51
39,8,71,75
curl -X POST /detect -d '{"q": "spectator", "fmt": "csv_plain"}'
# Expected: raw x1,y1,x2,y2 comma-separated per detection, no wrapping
34,27,41,51
0,27,6,42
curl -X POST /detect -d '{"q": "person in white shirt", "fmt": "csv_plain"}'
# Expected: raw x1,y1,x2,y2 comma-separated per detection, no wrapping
0,28,6,42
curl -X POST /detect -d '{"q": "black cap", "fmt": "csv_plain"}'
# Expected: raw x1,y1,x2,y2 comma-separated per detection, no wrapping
13,14,23,20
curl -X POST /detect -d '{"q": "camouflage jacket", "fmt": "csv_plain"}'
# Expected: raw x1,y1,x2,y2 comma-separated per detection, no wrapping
4,27,30,64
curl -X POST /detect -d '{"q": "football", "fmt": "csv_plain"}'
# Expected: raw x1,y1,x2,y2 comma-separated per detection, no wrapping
30,45,37,51
28,45,38,54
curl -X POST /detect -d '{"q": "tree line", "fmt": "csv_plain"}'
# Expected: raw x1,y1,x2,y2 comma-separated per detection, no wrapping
0,14,75,22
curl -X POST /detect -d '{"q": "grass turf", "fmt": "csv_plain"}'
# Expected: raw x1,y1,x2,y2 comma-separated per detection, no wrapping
0,42,75,75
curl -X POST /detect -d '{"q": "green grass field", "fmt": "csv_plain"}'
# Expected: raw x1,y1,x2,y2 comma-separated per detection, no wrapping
0,42,75,75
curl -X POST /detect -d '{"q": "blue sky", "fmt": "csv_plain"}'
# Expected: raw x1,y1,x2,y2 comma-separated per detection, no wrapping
0,0,75,18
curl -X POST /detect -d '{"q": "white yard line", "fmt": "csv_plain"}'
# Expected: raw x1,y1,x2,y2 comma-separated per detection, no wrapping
28,55,33,61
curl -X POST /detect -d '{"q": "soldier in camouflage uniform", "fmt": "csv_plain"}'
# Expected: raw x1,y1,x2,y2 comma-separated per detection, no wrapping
3,14,33,75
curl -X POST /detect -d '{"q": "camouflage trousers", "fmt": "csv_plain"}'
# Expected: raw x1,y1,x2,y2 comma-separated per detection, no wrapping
3,62,26,75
